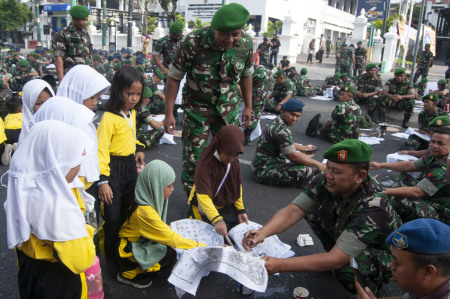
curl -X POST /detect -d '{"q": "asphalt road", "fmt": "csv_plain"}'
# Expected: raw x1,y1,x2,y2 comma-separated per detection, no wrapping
0,91,413,298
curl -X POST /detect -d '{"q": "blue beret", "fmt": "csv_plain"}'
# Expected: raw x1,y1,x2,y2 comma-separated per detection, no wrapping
44,47,49,51
107,56,114,61
386,219,450,254
282,99,305,112
35,49,42,54
127,49,132,54
116,54,122,59
290,67,296,71
136,58,144,65
342,43,347,47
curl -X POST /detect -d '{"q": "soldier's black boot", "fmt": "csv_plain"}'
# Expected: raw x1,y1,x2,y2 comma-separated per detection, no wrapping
244,128,252,146
368,109,378,123
378,110,386,123
402,114,411,128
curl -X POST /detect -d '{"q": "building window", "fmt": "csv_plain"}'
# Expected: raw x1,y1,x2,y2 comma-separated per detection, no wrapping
336,2,340,9
307,18,316,35
350,0,354,14
328,0,333,6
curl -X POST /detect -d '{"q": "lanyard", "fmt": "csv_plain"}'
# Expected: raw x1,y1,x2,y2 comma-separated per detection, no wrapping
120,109,136,151
214,151,231,197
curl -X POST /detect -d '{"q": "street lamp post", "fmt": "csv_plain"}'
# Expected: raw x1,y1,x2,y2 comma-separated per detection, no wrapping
102,0,107,50
35,0,41,47
127,0,133,49
410,0,426,79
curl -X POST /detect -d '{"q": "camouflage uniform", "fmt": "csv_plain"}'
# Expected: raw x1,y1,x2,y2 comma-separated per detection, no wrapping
376,78,415,119
297,74,315,96
322,99,361,143
256,42,271,66
168,27,254,194
52,24,93,72
0,91,10,119
292,173,401,293
339,47,354,75
287,72,299,95
355,73,382,111
104,62,115,82
8,66,37,92
144,75,164,114
153,34,184,82
265,77,296,113
135,103,164,149
414,82,427,98
252,115,315,187
324,75,341,87
94,62,106,76
405,107,447,150
333,79,356,101
248,65,270,131
29,60,43,78
393,154,450,225
412,49,433,83
354,47,366,77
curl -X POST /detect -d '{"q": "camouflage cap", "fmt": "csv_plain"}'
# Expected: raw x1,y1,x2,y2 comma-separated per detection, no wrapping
421,78,429,83
301,68,307,74
211,3,250,33
394,68,406,75
18,60,29,67
323,139,372,164
428,115,450,128
386,219,450,254
143,86,153,98
169,22,184,35
422,93,438,102
154,69,164,80
69,5,90,19
438,79,447,85
365,63,377,70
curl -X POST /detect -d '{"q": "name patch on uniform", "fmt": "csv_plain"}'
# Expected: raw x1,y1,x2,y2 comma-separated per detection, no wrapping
338,150,347,161
392,232,408,249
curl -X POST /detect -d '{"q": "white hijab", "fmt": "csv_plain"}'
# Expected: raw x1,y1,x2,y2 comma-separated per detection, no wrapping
57,65,111,105
30,96,99,183
5,120,94,249
19,79,55,145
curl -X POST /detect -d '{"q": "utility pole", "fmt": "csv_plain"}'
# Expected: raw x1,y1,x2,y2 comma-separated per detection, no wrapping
127,0,133,49
102,0,107,50
35,0,41,47
411,0,426,79
381,0,391,38
401,0,414,68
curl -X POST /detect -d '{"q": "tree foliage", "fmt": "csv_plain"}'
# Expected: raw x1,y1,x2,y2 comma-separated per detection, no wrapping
158,0,178,22
146,16,158,34
188,17,209,29
137,0,157,36
0,0,33,32
262,20,282,37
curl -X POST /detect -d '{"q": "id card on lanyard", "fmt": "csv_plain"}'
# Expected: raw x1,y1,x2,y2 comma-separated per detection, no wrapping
120,109,136,153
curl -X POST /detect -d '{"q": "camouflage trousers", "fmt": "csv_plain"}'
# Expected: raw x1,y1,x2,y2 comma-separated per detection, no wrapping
149,98,165,114
335,62,340,73
306,213,393,294
298,87,316,97
320,122,357,144
355,95,377,112
264,99,282,114
412,66,428,84
340,64,351,75
181,106,239,195
137,127,164,149
405,134,429,151
248,97,266,131
354,64,364,77
252,161,315,188
393,173,450,225
376,97,414,118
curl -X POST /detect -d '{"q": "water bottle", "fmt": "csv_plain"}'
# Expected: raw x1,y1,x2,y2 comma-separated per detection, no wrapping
85,256,104,299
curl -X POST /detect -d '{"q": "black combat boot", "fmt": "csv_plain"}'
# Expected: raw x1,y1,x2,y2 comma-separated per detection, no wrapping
368,109,378,123
244,128,252,146
402,114,411,128
378,110,386,123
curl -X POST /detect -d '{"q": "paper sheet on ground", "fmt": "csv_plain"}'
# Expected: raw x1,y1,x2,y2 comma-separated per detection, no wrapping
228,221,295,258
405,127,430,141
250,121,262,141
168,246,268,296
358,137,384,145
391,132,410,139
310,96,334,101
260,114,277,120
160,133,176,145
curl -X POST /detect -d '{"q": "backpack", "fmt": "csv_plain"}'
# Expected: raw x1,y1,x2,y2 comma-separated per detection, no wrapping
306,114,321,137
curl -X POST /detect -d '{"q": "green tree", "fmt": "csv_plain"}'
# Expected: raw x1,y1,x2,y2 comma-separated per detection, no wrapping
158,0,178,23
137,0,157,36
188,17,210,29
146,16,158,34
0,0,33,32
262,20,282,37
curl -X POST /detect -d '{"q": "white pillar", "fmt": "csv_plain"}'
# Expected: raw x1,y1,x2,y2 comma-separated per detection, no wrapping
278,15,299,63
151,21,166,42
352,8,368,43
371,29,384,63
383,26,399,73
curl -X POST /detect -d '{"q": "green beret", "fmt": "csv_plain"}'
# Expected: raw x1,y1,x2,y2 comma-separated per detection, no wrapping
394,68,406,75
18,60,29,67
421,78,428,83
211,3,250,33
136,65,144,73
273,70,284,78
69,5,90,19
340,73,348,78
124,59,132,64
428,116,450,128
300,68,307,74
365,63,377,70
93,54,100,61
12,52,18,56
422,93,438,102
438,79,447,85
169,22,184,35
154,69,164,80
143,86,153,98
406,73,411,77
323,139,372,164
31,53,39,58
340,85,355,94
114,62,122,69
334,73,341,80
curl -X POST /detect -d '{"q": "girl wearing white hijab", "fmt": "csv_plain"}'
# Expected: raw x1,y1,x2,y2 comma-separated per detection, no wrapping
4,120,96,299
18,79,55,144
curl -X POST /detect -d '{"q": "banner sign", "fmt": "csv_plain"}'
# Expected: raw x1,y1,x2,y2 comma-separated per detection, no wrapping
422,25,436,56
185,0,222,24
356,0,385,21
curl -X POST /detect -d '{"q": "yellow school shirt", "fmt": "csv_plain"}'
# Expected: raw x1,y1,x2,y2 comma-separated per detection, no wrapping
0,118,6,144
4,112,22,130
119,205,206,249
97,110,144,177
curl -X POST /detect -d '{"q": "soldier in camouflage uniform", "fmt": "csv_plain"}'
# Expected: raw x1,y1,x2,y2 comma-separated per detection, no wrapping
322,73,341,90
376,68,416,127
252,99,324,187
320,86,361,143
93,54,106,76
432,79,449,108
355,63,382,121
256,37,271,69
339,43,355,76
333,73,356,101
354,41,366,77
265,70,296,113
104,56,115,82
414,78,428,99
372,127,450,225
287,67,299,95
145,69,165,114
136,87,164,149
153,22,184,82
0,81,10,119
297,68,316,96
163,3,254,195
405,93,447,150
52,5,93,82
412,44,433,84
335,38,342,73
5,60,38,92
245,139,401,294
28,52,43,77
243,65,270,146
